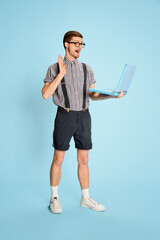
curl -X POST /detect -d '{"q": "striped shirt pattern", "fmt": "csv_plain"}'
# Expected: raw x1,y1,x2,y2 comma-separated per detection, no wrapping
43,57,96,111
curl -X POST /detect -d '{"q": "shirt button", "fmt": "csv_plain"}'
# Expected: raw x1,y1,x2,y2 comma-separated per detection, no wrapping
77,101,79,104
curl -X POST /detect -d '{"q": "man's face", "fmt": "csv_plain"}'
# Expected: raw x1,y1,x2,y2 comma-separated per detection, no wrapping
65,37,83,59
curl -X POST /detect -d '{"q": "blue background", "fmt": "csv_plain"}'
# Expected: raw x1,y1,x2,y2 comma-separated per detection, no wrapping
1,0,160,239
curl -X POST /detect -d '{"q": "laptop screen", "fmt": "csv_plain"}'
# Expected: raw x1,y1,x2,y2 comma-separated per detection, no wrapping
116,64,137,92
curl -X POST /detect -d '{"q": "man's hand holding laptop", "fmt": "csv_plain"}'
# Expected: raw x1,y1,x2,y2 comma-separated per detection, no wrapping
116,90,125,98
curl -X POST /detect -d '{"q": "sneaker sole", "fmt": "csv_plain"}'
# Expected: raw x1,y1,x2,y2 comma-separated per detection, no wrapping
80,203,105,212
50,207,62,214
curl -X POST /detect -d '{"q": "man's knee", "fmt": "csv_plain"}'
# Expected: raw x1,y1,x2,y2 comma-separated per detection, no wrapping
77,149,89,166
77,154,89,166
53,150,65,166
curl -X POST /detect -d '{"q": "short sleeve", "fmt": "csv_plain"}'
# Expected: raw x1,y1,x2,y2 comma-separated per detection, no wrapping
43,63,58,83
87,65,96,86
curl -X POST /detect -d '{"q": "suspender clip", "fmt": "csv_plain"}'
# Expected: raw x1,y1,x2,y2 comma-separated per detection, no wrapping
83,108,85,112
67,108,70,112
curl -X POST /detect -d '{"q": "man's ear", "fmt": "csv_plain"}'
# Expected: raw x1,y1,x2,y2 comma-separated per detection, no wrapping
64,42,68,48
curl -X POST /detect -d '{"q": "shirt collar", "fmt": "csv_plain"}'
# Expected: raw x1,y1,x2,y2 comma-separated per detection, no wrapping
64,57,78,66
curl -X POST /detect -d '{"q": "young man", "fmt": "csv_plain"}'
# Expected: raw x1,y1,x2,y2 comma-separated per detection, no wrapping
42,31,124,214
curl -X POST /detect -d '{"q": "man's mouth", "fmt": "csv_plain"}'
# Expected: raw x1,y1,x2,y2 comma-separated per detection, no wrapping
75,50,80,54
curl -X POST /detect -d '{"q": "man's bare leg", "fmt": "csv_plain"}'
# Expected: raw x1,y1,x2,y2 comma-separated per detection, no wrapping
49,149,65,213
50,149,65,186
77,149,89,190
77,149,106,211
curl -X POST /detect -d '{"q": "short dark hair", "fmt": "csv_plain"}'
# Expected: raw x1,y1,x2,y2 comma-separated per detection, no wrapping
63,31,83,49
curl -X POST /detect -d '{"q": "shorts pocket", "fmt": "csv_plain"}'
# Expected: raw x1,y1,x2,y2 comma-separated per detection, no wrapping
55,111,67,128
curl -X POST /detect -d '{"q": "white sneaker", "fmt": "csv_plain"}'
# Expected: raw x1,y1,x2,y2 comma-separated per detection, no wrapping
80,197,106,212
50,197,62,214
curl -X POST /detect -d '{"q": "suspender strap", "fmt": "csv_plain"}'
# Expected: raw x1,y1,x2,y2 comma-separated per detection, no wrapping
57,63,70,111
82,63,87,111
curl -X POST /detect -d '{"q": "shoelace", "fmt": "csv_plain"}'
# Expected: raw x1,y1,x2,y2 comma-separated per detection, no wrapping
88,197,100,205
50,197,61,207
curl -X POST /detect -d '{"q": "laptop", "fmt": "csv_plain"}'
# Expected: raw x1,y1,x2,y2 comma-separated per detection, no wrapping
88,64,137,96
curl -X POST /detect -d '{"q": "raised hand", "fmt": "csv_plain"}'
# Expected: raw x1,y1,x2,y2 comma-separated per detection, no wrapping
58,55,66,76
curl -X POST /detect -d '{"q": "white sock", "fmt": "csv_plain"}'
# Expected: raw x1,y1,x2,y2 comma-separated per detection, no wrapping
51,186,59,199
81,188,90,199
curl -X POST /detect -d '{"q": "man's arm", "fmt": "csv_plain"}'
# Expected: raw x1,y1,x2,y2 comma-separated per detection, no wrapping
88,84,125,100
41,55,66,100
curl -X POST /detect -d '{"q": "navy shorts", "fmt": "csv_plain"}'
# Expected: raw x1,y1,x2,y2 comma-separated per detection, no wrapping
52,106,92,151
